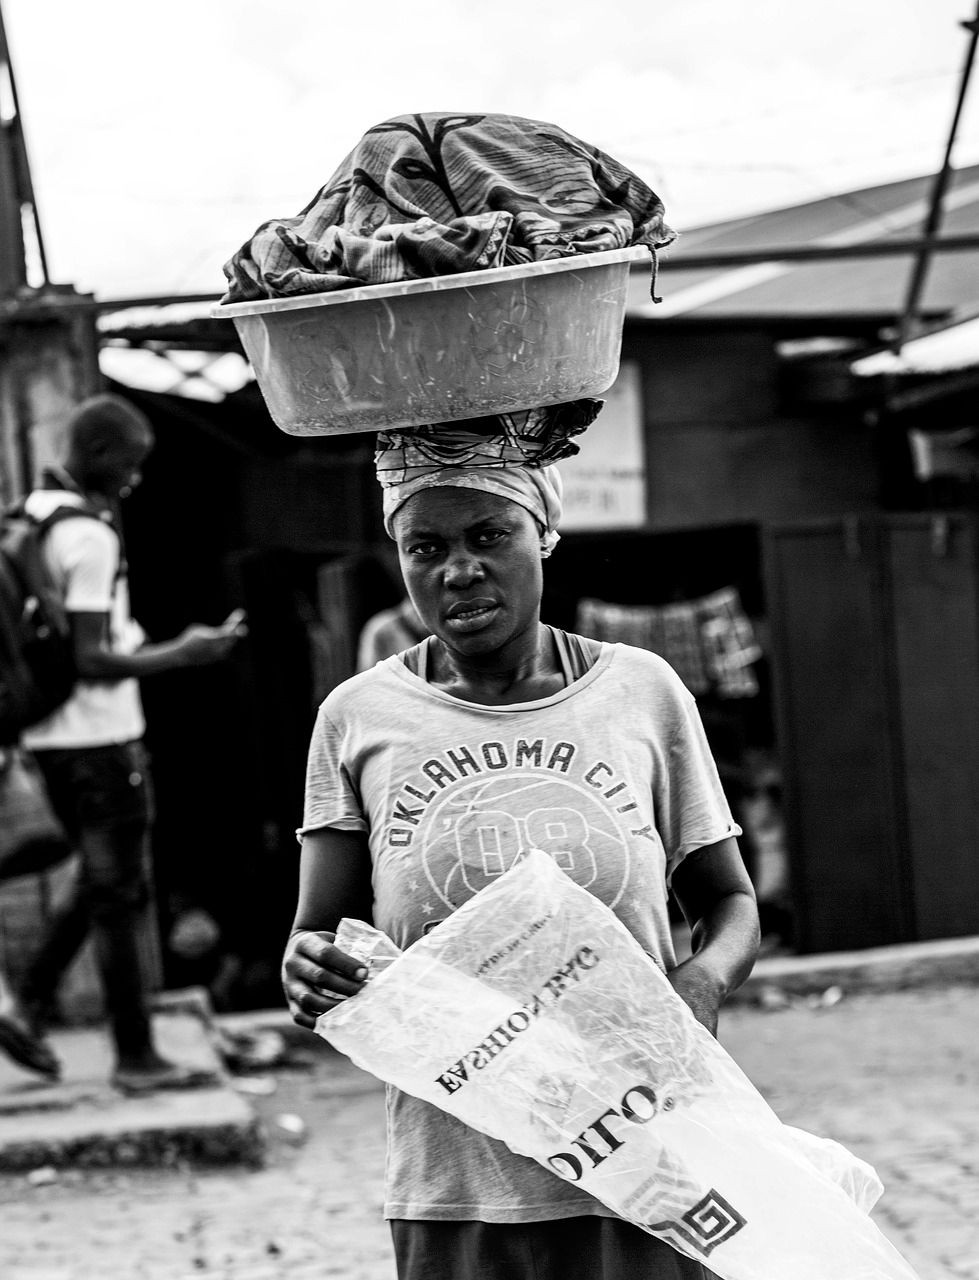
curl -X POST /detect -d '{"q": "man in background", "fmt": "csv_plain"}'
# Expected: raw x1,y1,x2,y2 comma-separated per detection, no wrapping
4,394,245,1093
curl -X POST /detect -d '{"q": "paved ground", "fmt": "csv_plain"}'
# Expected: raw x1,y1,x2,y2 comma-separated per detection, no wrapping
0,983,976,1280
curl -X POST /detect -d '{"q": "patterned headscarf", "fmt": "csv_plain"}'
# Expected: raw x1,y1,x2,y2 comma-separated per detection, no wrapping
375,399,600,557
382,462,564,558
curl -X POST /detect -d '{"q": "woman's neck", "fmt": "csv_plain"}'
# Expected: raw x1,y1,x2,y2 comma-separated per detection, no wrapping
429,622,564,705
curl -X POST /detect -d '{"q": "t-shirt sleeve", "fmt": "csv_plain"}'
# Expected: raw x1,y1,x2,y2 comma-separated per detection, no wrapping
651,670,741,878
298,702,369,839
50,519,118,613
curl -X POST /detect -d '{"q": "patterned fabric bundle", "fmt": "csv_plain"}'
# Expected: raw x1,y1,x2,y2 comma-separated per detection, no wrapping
221,112,675,303
576,589,763,697
375,399,600,481
375,403,603,557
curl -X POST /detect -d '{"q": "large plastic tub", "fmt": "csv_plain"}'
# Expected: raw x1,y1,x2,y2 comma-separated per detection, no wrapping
213,246,649,436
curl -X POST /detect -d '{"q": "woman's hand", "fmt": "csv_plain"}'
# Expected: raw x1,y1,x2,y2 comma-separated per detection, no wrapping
282,929,368,1029
666,956,726,1036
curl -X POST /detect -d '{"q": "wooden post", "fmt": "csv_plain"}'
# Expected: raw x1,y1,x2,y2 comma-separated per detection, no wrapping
0,302,102,501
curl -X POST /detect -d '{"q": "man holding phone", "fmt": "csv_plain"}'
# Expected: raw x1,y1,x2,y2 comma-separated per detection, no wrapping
8,394,247,1092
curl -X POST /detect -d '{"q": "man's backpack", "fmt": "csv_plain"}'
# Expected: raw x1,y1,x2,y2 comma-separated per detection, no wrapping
0,500,108,746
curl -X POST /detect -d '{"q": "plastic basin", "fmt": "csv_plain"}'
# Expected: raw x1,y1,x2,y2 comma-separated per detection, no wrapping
213,246,649,436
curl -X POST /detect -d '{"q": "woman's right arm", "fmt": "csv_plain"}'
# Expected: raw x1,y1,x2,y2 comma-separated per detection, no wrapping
281,827,375,1029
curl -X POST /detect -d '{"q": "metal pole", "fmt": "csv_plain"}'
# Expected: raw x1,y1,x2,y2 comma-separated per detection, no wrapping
0,0,51,287
896,4,979,348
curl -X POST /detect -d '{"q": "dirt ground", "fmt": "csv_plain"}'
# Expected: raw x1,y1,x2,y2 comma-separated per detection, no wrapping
1,984,976,1280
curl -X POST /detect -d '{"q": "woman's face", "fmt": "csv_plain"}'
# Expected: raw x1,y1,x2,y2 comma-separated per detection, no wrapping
393,486,544,658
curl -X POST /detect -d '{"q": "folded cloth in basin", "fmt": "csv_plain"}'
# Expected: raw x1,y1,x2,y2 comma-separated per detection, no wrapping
220,111,676,304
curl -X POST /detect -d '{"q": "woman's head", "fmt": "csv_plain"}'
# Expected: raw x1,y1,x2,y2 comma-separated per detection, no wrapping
391,485,547,658
375,420,568,660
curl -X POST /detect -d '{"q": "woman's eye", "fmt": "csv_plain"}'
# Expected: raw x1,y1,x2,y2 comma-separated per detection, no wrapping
407,542,439,557
475,528,506,545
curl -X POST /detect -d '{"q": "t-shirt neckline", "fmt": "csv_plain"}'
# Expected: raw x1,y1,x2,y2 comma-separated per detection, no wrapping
384,641,615,713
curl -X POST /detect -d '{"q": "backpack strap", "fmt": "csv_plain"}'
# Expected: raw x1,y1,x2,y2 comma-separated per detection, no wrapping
39,469,126,578
33,504,111,537
29,502,124,591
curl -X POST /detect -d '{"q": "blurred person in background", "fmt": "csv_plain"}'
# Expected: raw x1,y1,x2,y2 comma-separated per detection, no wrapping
9,394,246,1092
356,594,428,671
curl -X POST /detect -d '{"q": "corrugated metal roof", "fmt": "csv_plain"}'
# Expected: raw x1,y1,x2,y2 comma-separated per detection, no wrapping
627,164,979,320
98,300,218,331
852,313,979,375
93,165,979,338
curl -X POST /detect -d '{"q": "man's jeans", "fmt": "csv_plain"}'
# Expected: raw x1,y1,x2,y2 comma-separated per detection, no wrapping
21,741,156,1060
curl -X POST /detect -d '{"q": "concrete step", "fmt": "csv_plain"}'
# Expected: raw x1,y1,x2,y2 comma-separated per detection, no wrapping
0,1008,264,1171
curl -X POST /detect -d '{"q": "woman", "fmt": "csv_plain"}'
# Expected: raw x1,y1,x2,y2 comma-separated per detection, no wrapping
282,434,761,1280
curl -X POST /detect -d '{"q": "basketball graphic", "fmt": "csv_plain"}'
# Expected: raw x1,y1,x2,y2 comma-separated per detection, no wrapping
420,771,632,911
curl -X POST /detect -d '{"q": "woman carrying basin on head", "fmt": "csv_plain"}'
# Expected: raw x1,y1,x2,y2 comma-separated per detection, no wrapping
281,411,761,1280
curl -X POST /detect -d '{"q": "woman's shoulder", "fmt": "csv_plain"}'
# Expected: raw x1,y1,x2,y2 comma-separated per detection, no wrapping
318,658,402,720
592,638,693,697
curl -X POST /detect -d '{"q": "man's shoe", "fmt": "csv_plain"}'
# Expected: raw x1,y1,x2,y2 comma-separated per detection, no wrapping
0,1012,61,1080
110,1061,218,1095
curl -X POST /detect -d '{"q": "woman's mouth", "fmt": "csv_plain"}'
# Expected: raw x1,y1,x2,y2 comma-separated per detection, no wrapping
445,600,500,632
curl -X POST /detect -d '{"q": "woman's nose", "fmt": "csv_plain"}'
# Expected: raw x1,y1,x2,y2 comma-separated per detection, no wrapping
444,550,484,586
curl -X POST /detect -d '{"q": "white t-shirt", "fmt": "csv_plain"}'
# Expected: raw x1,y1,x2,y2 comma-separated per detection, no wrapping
301,640,740,1223
21,490,145,750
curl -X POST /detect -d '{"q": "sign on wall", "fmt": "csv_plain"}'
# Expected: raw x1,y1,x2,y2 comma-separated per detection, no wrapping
558,360,645,531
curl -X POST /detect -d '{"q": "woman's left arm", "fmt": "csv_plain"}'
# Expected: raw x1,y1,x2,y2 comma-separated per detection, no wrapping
668,835,761,1035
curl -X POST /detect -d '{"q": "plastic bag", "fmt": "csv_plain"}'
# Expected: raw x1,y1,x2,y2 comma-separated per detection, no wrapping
0,746,71,882
318,850,919,1280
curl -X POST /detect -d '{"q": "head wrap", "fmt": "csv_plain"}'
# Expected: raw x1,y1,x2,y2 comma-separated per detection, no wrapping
375,402,591,558
381,462,564,557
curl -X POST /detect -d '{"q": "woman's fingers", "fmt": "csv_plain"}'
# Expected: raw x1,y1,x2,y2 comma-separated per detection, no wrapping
286,999,318,1030
297,934,369,984
282,930,369,1028
283,977,346,1028
289,952,365,999
296,987,344,1017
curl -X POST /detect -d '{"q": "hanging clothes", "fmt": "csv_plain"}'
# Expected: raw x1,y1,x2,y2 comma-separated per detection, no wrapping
576,587,762,698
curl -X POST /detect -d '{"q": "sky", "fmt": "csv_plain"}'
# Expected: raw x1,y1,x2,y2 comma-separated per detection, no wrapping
4,0,979,300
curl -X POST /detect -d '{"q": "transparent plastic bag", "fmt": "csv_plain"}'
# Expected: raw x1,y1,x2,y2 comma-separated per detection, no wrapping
318,850,919,1280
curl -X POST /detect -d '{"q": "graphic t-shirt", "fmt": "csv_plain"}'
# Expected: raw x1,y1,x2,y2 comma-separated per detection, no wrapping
301,640,739,1222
